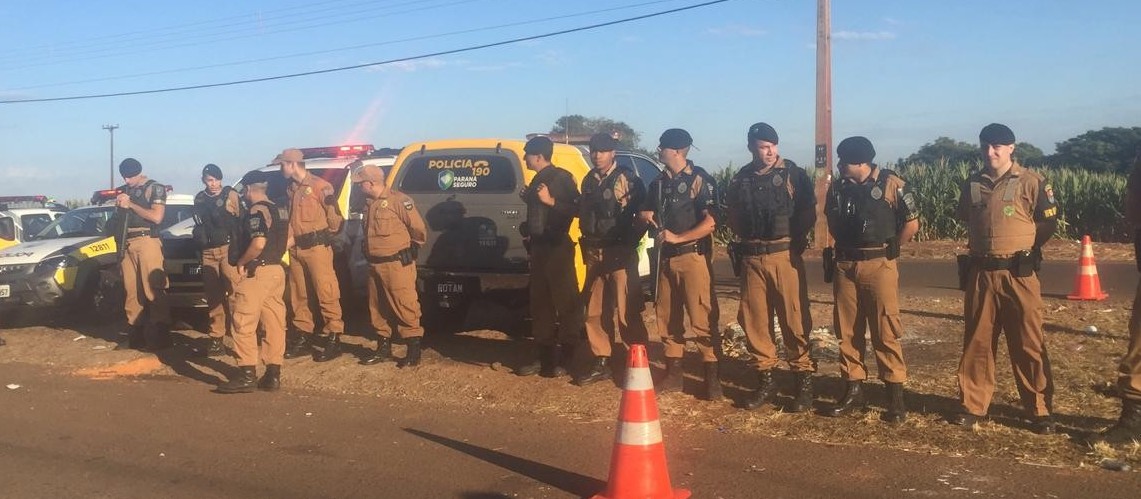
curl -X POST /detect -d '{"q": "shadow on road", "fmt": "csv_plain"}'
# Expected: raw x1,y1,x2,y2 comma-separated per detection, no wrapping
404,428,606,498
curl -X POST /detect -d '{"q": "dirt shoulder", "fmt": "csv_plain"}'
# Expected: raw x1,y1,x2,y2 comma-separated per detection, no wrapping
1,239,1138,472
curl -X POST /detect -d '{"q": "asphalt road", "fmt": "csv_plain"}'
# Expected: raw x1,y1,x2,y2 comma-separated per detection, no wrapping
1,362,1137,499
713,257,1140,300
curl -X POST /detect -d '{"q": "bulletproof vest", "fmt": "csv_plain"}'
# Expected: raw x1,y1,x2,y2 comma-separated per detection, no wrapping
231,201,289,265
194,187,238,247
124,180,160,230
580,167,627,243
734,168,793,240
658,172,703,234
522,166,573,242
832,170,898,247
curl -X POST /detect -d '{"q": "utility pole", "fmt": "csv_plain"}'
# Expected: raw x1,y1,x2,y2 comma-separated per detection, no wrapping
102,124,119,189
813,0,833,248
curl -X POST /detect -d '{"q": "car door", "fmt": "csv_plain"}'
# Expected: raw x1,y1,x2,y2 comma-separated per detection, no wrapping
394,149,527,274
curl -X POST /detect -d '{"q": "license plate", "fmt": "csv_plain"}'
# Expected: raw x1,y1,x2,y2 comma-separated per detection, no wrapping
0,284,9,298
437,282,464,294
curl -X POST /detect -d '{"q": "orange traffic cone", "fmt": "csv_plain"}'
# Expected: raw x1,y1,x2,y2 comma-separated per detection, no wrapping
592,345,690,499
1067,235,1108,301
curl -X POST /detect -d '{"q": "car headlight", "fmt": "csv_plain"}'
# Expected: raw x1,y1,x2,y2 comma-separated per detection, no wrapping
35,254,77,274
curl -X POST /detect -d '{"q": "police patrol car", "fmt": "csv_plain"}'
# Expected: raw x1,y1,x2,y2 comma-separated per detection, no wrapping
384,137,663,323
160,145,399,308
0,189,194,314
0,196,69,251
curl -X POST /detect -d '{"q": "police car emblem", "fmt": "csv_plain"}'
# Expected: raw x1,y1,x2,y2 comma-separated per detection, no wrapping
772,175,784,187
677,182,688,194
871,186,883,200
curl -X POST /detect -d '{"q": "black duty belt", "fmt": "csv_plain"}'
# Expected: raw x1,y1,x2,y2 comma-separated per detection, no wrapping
294,229,331,249
735,241,790,256
366,252,403,264
971,255,1016,271
835,246,888,261
660,242,702,259
250,259,282,267
125,230,154,240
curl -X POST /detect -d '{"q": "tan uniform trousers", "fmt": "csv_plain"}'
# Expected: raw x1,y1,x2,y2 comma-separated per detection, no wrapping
201,245,239,339
656,251,715,362
231,264,286,367
121,236,170,327
833,257,907,382
529,240,583,346
739,250,814,372
1119,280,1141,401
287,244,344,335
582,246,649,357
959,268,1053,417
368,260,423,339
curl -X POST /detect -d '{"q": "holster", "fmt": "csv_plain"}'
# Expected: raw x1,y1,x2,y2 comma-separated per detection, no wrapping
398,245,418,266
956,255,971,290
886,237,901,260
727,243,743,277
823,247,835,283
1012,250,1036,278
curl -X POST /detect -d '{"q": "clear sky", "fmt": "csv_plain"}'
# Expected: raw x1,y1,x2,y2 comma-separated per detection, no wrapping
1,0,1139,202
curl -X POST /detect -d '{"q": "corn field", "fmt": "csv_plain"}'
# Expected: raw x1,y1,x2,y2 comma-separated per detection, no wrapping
710,162,1129,244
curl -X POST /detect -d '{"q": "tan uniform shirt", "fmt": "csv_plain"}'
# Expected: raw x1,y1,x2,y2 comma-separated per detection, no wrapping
365,190,427,257
287,173,343,236
957,163,1057,256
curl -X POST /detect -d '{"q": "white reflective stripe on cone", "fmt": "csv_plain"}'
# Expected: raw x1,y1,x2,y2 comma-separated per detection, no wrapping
624,367,653,391
1081,266,1098,276
616,420,663,446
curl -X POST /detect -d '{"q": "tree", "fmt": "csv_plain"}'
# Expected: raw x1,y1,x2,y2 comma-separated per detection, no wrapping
549,115,642,151
1048,127,1141,172
902,137,979,167
1013,142,1045,166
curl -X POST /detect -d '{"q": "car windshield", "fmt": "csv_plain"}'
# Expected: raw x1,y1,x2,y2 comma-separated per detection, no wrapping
32,207,115,240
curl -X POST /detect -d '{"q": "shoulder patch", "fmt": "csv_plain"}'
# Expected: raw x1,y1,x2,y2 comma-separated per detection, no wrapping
403,199,414,210
1044,183,1056,204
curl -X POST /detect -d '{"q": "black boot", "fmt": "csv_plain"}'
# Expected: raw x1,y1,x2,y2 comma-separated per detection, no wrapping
199,337,225,357
146,323,173,351
656,358,684,393
284,333,313,359
539,345,566,378
116,324,147,350
788,372,815,413
827,380,867,417
359,337,393,365
1091,399,1141,444
743,370,778,410
258,364,281,392
398,338,422,368
574,357,611,386
882,382,907,423
313,334,343,362
702,362,723,401
216,366,257,394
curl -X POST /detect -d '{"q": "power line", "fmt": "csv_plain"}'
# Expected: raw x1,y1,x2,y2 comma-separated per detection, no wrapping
0,0,731,105
0,0,480,70
9,0,677,91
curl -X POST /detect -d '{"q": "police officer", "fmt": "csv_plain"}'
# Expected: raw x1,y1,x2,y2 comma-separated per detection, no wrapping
216,171,289,393
1090,148,1141,444
725,122,817,411
574,133,650,386
273,149,346,362
111,158,172,351
193,163,241,357
640,128,719,400
824,137,919,423
516,136,584,378
352,164,429,368
950,123,1058,434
